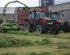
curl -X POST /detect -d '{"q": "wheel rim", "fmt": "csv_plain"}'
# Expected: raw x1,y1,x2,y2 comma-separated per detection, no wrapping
36,25,42,34
24,22,30,32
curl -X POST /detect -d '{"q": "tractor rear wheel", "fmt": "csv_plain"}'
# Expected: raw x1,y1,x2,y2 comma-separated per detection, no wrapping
36,24,46,34
24,21,33,32
51,24,59,34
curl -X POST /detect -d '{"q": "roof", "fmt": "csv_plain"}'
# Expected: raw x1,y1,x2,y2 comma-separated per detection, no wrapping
0,7,16,14
49,2,70,12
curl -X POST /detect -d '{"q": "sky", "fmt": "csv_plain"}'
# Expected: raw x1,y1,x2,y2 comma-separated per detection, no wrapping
0,0,70,7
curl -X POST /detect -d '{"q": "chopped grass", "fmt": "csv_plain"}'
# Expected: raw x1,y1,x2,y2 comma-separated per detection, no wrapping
0,36,54,48
0,31,70,55
57,45,70,49
29,52,37,55
25,52,53,55
7,31,62,38
61,52,70,55
1,53,16,55
39,52,53,55
41,38,54,45
56,42,66,46
0,36,33,48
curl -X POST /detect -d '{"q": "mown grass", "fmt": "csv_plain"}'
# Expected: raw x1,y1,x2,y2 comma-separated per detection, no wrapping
34,38,54,46
7,31,61,38
1,53,16,55
25,52,53,55
57,45,70,49
41,38,54,45
0,36,33,48
8,31,69,40
3,30,70,40
1,52,53,55
7,31,39,36
61,52,70,55
0,31,70,55
0,36,54,48
2,52,70,55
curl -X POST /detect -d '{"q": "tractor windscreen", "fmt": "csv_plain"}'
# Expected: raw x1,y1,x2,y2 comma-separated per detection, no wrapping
46,13,60,20
36,12,46,18
29,11,46,20
51,14,60,20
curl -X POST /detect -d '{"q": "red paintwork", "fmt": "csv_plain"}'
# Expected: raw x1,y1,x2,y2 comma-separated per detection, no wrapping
25,17,34,24
40,17,52,25
18,9,30,24
18,6,48,25
54,20,63,24
30,6,48,12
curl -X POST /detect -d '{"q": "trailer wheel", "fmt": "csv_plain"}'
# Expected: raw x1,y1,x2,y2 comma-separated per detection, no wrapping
36,24,46,34
63,23,70,33
24,21,32,32
51,24,59,34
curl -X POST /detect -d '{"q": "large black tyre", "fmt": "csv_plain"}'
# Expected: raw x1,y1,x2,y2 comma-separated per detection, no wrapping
0,19,3,25
63,23,70,33
24,21,33,32
36,24,46,34
51,24,59,35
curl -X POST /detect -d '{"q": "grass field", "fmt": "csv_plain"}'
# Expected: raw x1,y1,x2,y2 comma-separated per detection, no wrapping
0,31,70,55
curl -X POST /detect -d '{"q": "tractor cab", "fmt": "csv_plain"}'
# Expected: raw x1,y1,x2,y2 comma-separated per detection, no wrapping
29,11,47,22
46,12,63,24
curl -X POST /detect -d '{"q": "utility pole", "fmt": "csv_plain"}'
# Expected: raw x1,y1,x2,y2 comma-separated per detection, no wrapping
43,0,46,6
44,0,46,6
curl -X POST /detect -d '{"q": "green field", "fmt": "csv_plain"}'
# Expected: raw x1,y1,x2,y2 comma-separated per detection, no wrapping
0,31,70,55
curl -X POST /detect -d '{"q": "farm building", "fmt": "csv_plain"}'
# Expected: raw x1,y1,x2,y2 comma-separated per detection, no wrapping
0,7,18,22
49,2,70,22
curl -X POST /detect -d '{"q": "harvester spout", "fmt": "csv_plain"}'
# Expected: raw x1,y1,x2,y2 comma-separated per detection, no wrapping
3,0,29,23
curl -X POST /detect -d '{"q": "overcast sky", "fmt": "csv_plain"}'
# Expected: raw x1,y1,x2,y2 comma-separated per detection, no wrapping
0,0,70,7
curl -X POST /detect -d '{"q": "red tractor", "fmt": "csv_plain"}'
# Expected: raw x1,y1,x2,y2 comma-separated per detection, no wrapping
18,7,59,34
46,12,70,33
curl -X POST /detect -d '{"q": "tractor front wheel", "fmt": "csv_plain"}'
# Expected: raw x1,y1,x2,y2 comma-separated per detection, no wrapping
51,24,59,35
36,24,46,34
